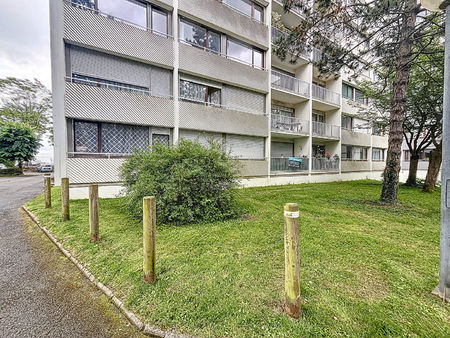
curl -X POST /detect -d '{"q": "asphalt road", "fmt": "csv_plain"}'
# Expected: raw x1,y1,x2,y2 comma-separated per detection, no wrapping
0,175,144,337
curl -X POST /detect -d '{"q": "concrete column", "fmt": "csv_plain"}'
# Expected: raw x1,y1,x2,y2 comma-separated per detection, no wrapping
49,0,68,186
266,0,273,178
172,0,179,144
436,4,450,301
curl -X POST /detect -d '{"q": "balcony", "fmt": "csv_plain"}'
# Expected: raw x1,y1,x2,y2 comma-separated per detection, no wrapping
311,157,339,172
64,81,175,127
312,121,340,139
271,70,310,104
271,157,309,173
271,26,310,69
311,84,341,110
63,0,174,68
341,128,371,147
272,1,307,27
271,114,309,137
178,42,268,93
341,160,370,172
178,0,268,48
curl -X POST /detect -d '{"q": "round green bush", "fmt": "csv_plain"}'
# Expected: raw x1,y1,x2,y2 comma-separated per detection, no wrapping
120,139,241,224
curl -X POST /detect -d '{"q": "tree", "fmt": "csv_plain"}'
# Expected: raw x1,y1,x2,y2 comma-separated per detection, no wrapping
0,122,40,171
0,77,52,139
278,0,444,203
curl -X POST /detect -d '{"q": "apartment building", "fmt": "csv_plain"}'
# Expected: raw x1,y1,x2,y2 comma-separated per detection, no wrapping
50,0,388,196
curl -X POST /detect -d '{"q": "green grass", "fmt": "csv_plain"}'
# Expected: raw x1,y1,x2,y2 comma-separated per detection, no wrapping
26,180,449,337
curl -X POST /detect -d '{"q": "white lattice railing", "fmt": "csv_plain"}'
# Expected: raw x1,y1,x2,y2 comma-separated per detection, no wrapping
311,84,341,106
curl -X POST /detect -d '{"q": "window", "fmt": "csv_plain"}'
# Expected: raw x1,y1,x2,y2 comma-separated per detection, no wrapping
152,134,170,146
272,105,294,117
179,19,221,53
342,145,368,160
151,8,168,35
312,112,325,123
404,150,410,162
342,115,353,130
227,38,264,68
179,79,221,106
342,83,353,100
372,148,385,161
225,134,265,159
342,82,368,105
74,121,149,154
97,0,147,28
72,74,149,95
224,0,264,22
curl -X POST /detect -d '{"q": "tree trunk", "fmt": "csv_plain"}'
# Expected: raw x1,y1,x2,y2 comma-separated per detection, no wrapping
380,2,418,203
405,155,419,186
423,144,442,193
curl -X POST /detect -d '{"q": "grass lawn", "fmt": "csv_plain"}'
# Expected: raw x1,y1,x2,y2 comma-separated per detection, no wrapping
26,180,449,337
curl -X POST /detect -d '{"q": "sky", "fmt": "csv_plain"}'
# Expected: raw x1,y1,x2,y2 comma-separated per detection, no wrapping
0,0,53,163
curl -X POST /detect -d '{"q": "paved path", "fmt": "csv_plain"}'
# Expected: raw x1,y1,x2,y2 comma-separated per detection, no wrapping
0,175,144,337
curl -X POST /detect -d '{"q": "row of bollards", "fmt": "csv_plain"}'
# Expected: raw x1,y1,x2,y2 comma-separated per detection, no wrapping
43,177,300,318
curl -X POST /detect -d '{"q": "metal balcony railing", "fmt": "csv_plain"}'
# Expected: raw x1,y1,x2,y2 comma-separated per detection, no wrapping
271,114,309,135
311,84,341,106
271,70,310,97
311,157,340,171
271,157,309,173
271,27,310,59
312,121,340,138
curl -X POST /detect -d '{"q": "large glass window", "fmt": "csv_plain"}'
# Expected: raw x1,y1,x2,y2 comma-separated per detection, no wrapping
342,145,368,160
151,8,168,35
97,0,147,28
179,79,221,106
225,0,264,22
342,115,353,130
372,148,385,161
342,83,353,100
227,39,263,68
74,121,149,154
179,19,220,53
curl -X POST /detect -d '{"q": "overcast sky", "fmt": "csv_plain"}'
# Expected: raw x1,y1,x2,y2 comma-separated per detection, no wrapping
0,0,53,163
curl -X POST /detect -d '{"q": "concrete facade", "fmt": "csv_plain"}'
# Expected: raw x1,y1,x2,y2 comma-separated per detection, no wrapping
50,0,389,193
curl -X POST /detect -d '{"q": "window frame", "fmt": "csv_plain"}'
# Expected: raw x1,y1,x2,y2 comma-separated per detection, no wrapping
179,79,222,107
179,18,222,54
226,37,264,69
151,6,168,36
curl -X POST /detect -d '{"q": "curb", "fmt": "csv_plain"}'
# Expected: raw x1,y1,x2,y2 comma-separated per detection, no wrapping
22,205,187,338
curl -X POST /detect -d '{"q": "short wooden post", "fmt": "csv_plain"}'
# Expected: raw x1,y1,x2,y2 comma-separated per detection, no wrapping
44,176,51,208
89,184,99,242
284,203,301,319
143,196,156,283
61,177,70,221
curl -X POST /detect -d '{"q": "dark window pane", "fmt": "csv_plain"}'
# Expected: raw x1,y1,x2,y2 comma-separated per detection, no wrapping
152,8,167,35
180,20,206,47
227,39,252,65
98,0,147,28
75,121,98,153
152,134,169,146
253,3,264,22
208,87,221,106
208,31,221,53
72,0,95,10
72,73,149,95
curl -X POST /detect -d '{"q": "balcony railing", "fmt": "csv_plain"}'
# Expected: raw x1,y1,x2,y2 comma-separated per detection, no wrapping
271,70,310,97
311,84,341,106
65,0,172,38
311,157,339,171
271,27,310,59
271,114,309,135
312,47,323,63
271,157,309,173
312,121,340,138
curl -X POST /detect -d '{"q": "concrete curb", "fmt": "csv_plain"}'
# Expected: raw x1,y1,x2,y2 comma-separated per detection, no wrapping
22,205,188,338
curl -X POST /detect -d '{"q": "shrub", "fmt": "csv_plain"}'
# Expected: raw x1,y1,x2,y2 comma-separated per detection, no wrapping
120,139,241,224
0,167,22,176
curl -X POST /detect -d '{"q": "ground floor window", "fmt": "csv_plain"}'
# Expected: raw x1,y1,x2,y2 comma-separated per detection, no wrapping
152,134,170,146
403,150,431,162
342,145,368,161
372,148,385,161
74,120,149,154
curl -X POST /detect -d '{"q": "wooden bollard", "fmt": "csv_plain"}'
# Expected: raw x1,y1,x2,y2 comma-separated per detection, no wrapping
89,184,99,242
143,196,156,283
284,203,301,318
44,176,51,208
61,177,70,221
